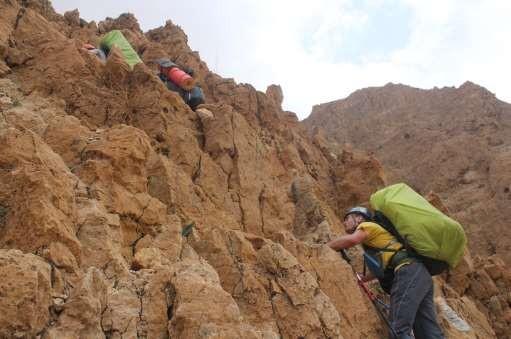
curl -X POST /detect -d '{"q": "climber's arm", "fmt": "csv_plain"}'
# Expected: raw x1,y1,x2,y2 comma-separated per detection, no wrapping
327,229,367,250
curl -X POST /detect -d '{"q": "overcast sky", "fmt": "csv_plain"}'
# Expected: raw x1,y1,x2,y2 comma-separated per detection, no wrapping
52,0,510,119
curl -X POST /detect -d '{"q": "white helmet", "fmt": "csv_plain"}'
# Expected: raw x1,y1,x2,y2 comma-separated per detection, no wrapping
344,206,372,220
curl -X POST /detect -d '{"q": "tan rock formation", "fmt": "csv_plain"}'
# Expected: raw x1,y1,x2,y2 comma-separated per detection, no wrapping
0,250,53,337
0,1,508,338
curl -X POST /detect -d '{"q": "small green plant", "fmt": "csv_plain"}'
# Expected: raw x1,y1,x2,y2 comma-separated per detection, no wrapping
12,99,21,107
181,221,195,237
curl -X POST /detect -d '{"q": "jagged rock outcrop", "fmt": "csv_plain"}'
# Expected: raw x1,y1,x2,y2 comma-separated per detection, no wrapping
0,250,53,337
0,1,383,338
0,1,509,338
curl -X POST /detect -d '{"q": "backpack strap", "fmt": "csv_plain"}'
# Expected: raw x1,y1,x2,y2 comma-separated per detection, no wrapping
363,239,410,270
362,239,401,253
372,211,417,254
372,210,450,275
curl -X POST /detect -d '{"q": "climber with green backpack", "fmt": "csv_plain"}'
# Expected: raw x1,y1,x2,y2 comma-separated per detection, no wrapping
99,30,142,69
327,183,467,339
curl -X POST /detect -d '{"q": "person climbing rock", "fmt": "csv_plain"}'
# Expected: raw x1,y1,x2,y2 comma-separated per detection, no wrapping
156,58,207,111
327,206,444,339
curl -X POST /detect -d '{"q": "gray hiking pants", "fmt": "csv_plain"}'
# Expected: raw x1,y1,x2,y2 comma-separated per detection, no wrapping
389,261,444,339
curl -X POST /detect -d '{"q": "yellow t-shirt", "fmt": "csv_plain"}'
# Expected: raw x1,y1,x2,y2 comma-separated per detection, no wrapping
357,221,403,268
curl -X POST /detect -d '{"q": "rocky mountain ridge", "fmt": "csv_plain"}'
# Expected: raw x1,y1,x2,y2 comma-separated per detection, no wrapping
0,1,509,338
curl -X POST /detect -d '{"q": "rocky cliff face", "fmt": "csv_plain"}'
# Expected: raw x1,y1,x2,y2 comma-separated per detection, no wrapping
0,1,509,338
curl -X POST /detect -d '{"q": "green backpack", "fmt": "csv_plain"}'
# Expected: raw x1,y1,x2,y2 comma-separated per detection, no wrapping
370,183,466,275
99,30,142,69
